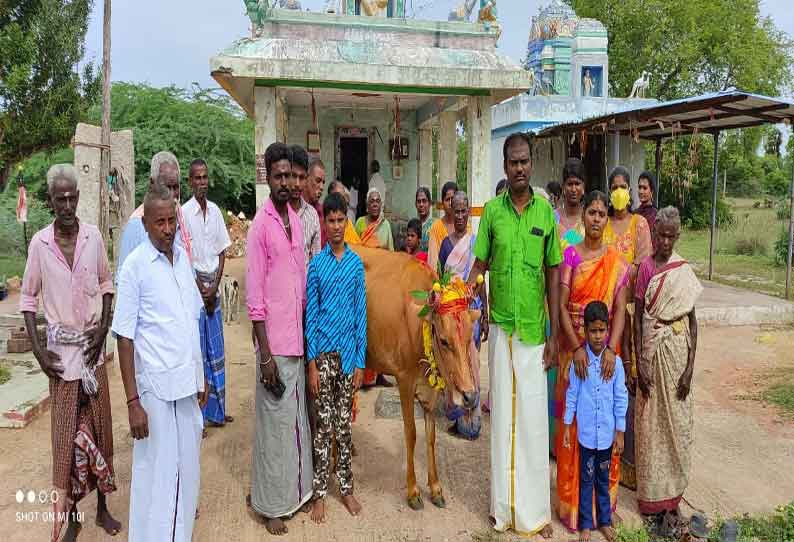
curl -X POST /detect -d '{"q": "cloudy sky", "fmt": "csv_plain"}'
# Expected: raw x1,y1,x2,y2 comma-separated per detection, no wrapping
84,0,794,92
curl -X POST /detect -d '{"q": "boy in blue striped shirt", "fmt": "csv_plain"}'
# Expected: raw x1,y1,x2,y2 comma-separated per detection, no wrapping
563,300,628,542
306,191,367,523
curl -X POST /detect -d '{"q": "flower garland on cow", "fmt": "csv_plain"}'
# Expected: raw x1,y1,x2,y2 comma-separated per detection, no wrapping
411,272,484,391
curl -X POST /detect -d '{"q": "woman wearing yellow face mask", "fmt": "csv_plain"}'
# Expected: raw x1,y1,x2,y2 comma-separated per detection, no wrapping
604,166,652,492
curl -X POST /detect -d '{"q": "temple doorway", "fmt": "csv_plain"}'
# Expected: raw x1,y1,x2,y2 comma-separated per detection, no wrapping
339,136,368,219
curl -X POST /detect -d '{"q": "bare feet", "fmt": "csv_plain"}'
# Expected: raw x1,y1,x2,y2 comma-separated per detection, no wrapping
224,415,235,423
95,506,122,536
202,428,208,439
264,517,288,536
599,525,617,542
300,501,312,514
341,494,362,516
62,514,82,542
310,498,326,524
540,524,554,539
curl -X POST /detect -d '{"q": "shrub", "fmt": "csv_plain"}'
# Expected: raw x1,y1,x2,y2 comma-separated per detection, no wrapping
733,235,767,257
777,199,792,221
775,228,792,266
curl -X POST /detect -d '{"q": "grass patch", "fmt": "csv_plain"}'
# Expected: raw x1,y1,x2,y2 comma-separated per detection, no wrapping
0,363,11,386
677,198,790,298
761,367,794,417
709,502,794,542
616,522,653,542
0,254,26,281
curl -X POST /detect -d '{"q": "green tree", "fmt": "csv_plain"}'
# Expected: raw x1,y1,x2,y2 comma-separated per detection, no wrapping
0,0,99,186
565,0,793,100
99,83,256,214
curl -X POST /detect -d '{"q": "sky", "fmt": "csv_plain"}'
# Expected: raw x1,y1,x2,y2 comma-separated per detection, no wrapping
85,0,794,92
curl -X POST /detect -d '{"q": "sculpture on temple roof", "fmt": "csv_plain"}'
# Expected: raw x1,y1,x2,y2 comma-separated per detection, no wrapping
448,0,477,22
244,0,271,28
478,0,500,37
278,0,301,9
583,69,594,97
360,0,388,16
629,71,650,98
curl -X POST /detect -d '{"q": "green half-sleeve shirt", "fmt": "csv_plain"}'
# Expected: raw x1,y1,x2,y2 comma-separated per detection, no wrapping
474,190,562,345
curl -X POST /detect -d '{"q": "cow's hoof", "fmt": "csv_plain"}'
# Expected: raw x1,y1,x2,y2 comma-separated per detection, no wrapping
407,495,424,510
430,493,446,508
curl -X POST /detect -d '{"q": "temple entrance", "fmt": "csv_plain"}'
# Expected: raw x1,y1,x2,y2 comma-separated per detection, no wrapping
339,136,368,219
569,133,606,192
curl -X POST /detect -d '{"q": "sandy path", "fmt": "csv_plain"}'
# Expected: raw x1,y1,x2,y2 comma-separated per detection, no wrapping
0,258,791,541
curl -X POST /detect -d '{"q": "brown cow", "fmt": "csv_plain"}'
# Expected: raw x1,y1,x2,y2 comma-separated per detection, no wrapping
351,245,480,510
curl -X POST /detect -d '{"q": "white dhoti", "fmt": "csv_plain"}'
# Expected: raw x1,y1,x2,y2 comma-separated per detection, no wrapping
129,392,203,542
489,324,551,535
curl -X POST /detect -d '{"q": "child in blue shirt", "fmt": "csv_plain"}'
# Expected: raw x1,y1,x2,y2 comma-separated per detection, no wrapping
563,300,628,542
305,192,367,523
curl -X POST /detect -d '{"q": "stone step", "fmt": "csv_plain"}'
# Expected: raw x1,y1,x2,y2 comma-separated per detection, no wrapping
0,354,49,429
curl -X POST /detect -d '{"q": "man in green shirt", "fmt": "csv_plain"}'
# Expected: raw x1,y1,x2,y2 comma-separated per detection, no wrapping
468,132,561,537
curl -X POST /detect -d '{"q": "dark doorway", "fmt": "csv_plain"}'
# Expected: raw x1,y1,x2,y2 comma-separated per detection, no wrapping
569,133,606,192
339,137,368,219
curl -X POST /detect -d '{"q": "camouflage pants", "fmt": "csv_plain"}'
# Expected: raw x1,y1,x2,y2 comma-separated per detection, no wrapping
312,352,355,498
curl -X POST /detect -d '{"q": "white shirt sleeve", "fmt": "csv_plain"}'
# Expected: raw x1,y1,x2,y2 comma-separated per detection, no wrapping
111,253,140,340
212,204,232,256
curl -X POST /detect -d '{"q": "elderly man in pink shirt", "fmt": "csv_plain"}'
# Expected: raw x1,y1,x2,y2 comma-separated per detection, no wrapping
246,142,313,536
20,164,121,542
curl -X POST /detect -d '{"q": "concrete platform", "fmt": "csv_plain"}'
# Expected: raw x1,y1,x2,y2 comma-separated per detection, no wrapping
0,353,49,429
697,280,794,327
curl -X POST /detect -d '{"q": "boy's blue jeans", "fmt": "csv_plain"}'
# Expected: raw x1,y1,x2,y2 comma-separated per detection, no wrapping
578,444,613,530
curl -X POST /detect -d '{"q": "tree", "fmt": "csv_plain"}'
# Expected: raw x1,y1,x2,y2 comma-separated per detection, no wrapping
0,0,99,186
94,83,257,215
566,0,793,100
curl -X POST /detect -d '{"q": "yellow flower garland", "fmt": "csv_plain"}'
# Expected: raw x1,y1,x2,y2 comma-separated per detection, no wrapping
422,320,445,391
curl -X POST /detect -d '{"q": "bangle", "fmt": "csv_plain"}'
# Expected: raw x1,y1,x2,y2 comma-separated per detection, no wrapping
127,395,140,406
259,356,274,367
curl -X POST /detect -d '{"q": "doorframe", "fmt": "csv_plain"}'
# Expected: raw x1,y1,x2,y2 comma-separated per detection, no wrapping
334,126,375,188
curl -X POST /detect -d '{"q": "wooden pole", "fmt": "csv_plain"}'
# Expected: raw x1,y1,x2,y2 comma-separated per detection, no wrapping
98,0,112,245
654,138,662,206
708,131,720,281
785,158,794,299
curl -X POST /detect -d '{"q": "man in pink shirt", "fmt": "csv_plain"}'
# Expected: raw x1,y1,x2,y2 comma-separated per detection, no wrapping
246,142,313,535
20,164,121,541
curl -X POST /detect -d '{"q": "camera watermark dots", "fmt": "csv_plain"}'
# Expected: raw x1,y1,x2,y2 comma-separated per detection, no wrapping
12,488,84,523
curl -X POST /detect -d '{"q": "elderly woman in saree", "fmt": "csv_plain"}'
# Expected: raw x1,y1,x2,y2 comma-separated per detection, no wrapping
355,187,394,251
604,165,652,489
556,190,630,533
437,191,488,439
354,186,393,388
634,207,701,528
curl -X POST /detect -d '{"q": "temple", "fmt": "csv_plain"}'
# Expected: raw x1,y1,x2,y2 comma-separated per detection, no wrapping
490,0,656,196
212,2,529,228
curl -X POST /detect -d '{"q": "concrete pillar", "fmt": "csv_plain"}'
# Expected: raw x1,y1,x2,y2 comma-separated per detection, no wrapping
466,96,492,233
418,127,433,190
255,86,277,209
438,111,458,198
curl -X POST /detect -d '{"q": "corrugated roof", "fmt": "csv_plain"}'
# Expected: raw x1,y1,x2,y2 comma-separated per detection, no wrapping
533,91,794,140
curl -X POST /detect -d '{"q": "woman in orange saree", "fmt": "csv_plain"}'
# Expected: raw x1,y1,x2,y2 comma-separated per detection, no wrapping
604,167,652,490
556,191,630,533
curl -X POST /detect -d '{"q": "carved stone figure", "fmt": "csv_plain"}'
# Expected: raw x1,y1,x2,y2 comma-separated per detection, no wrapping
583,69,594,97
478,0,500,37
360,0,388,16
244,0,271,28
448,0,477,22
629,71,650,99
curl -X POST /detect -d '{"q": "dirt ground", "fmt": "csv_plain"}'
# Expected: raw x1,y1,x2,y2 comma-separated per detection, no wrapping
0,257,792,542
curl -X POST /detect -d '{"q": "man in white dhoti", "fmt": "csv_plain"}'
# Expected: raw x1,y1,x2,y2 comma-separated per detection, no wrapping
112,183,208,542
468,132,562,537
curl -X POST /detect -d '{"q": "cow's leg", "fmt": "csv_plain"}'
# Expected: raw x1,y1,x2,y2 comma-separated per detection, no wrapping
398,377,422,510
423,402,445,508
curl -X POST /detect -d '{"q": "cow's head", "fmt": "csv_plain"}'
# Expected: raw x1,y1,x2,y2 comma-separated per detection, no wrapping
413,277,480,410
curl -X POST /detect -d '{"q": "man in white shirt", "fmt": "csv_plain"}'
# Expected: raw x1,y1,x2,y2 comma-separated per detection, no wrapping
368,160,387,211
112,184,207,542
289,145,322,267
182,159,234,430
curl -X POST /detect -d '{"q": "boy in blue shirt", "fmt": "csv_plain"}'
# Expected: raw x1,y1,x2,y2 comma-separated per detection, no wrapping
563,300,628,542
306,192,367,523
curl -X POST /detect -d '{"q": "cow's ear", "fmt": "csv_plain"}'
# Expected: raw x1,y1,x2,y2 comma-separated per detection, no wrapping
468,309,481,324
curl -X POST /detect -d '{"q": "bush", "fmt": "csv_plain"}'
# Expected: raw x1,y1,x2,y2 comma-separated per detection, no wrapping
777,199,792,221
775,228,792,266
733,235,767,257
0,197,53,258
